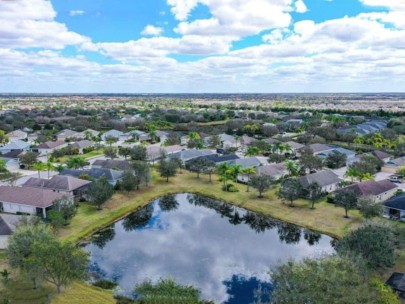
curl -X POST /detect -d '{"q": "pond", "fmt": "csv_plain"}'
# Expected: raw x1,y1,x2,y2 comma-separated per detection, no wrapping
85,193,335,303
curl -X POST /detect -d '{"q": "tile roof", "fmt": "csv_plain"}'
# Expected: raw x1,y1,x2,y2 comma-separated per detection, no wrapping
0,186,65,208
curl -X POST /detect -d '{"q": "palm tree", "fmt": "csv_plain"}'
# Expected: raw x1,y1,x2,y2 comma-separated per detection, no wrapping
33,162,46,178
149,130,157,143
67,156,87,169
217,163,230,186
245,146,260,156
285,160,299,177
187,132,200,140
344,167,359,183
271,142,282,154
229,164,242,183
241,167,256,192
46,161,55,179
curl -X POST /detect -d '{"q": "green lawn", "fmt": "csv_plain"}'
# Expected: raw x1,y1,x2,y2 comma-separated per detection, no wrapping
55,149,104,164
1,169,404,304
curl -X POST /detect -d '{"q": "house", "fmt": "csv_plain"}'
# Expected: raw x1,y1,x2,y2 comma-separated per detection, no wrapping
231,157,262,170
34,140,67,155
92,159,132,171
385,272,405,299
372,150,393,163
6,130,28,142
238,163,287,183
240,135,255,147
79,129,100,139
0,139,30,154
56,129,79,141
0,149,24,161
338,120,387,135
60,168,123,186
155,130,170,143
382,157,405,173
317,147,357,165
383,194,405,221
169,149,216,164
338,179,397,203
0,214,22,249
128,130,150,142
307,143,335,156
299,170,342,193
286,141,304,152
0,186,65,218
147,145,183,162
101,129,124,141
187,154,239,167
71,140,94,153
21,175,91,200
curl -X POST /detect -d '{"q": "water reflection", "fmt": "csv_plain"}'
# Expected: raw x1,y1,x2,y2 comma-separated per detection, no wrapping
86,193,334,303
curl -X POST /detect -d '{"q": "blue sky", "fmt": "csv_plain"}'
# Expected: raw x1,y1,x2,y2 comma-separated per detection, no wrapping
0,0,404,93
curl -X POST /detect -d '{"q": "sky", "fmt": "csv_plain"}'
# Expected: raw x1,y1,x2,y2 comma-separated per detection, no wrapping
0,0,404,93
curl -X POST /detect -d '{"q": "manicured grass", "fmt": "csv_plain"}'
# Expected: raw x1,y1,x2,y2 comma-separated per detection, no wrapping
2,169,404,304
55,149,104,164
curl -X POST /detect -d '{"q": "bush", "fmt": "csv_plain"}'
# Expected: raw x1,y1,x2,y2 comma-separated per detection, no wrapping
114,295,136,304
222,184,239,192
326,195,335,204
93,280,117,290
83,146,95,154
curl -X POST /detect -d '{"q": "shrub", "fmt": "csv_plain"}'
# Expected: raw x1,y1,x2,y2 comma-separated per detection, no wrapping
222,183,239,192
93,280,117,290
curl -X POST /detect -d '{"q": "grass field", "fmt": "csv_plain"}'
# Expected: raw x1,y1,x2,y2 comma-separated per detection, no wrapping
1,169,404,304
54,149,104,164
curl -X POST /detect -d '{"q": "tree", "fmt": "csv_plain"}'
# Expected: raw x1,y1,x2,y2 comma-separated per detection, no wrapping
130,145,147,161
118,146,131,159
344,166,360,182
164,133,180,146
335,222,397,270
306,182,323,209
121,170,136,192
104,135,118,146
241,167,256,191
285,160,300,177
45,161,55,179
104,146,117,159
6,219,55,289
271,256,399,304
299,147,322,172
278,178,303,207
187,157,214,179
28,240,89,293
249,175,274,198
48,197,77,230
0,130,8,145
0,159,7,173
357,196,383,219
132,160,151,189
158,158,178,182
67,156,87,169
207,135,221,148
244,146,260,156
325,151,347,169
87,177,114,210
20,151,38,169
334,188,357,218
33,162,46,178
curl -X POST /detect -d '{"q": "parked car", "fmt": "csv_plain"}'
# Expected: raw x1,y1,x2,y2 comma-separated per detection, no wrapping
389,175,403,183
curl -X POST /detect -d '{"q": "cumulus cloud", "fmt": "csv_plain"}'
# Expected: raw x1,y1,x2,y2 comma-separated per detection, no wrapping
0,0,90,49
295,0,307,13
141,25,164,36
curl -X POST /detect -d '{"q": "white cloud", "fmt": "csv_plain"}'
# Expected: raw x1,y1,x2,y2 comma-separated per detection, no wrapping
70,10,85,16
0,0,90,49
141,25,164,36
295,0,307,13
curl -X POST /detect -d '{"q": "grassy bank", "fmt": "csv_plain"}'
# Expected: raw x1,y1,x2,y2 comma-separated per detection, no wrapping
2,170,403,304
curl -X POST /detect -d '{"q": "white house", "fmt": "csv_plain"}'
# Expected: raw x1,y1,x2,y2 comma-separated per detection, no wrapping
0,140,31,154
34,140,68,155
299,170,342,193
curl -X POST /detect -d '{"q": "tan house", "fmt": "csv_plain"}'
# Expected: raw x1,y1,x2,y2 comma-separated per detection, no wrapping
339,179,397,203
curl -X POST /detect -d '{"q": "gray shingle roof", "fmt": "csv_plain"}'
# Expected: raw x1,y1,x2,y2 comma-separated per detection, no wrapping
92,159,132,171
384,194,405,211
37,140,66,149
0,186,65,208
256,163,287,177
22,175,91,191
169,149,215,162
60,168,122,181
232,157,262,169
72,140,94,149
342,179,397,197
299,170,342,188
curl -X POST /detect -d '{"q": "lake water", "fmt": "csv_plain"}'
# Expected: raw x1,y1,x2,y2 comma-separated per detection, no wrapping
85,193,334,303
